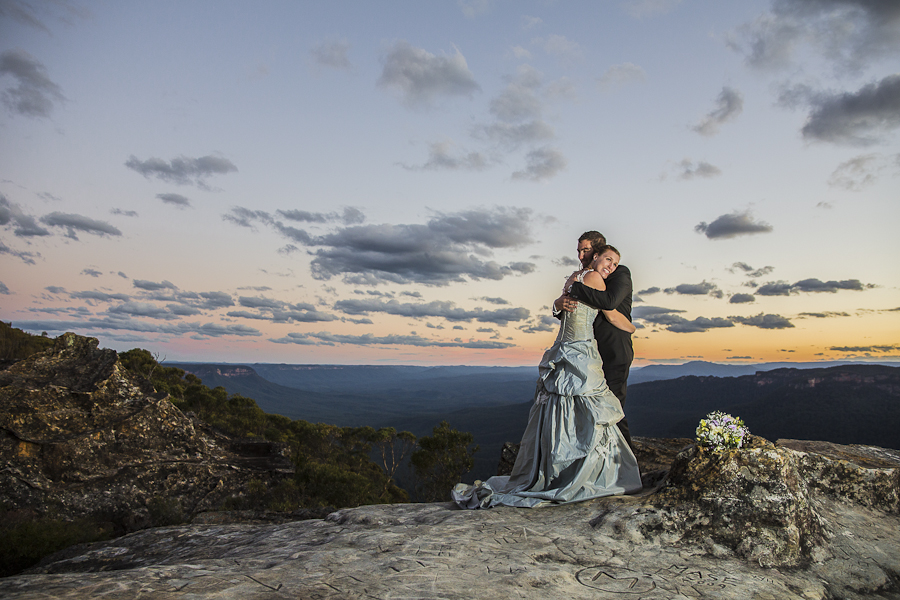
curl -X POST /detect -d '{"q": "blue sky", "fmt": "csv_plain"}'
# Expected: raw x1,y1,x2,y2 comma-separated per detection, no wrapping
1,0,898,366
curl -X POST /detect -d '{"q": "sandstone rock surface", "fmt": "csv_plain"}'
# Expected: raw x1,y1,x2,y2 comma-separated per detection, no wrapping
4,438,899,599
0,333,293,531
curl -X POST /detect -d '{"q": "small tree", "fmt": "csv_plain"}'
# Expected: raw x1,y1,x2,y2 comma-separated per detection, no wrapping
369,427,417,495
411,421,478,502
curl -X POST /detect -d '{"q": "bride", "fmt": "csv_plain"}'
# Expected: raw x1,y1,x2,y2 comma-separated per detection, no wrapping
452,245,642,508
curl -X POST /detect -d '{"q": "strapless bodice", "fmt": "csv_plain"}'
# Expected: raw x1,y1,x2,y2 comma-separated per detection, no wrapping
554,303,598,344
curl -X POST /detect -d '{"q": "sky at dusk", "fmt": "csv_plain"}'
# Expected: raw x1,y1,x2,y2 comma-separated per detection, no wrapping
1,0,898,367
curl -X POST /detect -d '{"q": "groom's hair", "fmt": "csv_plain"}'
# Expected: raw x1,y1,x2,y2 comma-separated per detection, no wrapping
578,230,606,247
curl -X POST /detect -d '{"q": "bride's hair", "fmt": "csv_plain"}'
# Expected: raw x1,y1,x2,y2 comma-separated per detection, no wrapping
590,243,620,258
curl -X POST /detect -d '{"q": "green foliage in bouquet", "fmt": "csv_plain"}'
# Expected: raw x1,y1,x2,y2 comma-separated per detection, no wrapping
696,411,750,450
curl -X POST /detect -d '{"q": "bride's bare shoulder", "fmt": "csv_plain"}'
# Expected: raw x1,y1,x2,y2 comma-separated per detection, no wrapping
581,270,605,290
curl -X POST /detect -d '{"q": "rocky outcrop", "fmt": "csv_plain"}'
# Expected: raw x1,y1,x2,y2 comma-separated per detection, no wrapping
2,334,899,598
0,333,293,532
3,436,899,600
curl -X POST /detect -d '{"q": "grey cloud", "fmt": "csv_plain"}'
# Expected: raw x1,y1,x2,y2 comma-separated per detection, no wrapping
730,262,774,278
400,141,491,171
167,304,202,316
830,344,900,353
0,240,39,264
378,41,480,108
276,207,363,225
311,40,352,70
81,268,102,278
110,208,138,217
195,291,235,309
307,207,536,286
477,65,558,151
730,313,794,329
664,281,723,299
70,290,132,303
799,311,850,318
532,34,583,64
756,281,794,296
13,318,261,338
490,65,543,122
342,207,365,225
0,281,10,294
152,290,235,310
133,279,177,291
520,15,542,30
108,301,178,320
801,75,900,145
125,154,237,187
272,331,514,349
230,296,336,323
640,312,734,333
157,193,191,208
426,207,533,247
334,298,529,326
225,206,537,286
475,296,510,305
0,49,65,118
1,194,50,237
598,62,646,90
277,210,328,223
519,315,557,334
632,306,685,319
478,120,554,150
692,87,743,136
239,296,285,310
511,147,566,181
273,222,314,245
695,210,772,239
637,287,661,295
676,159,721,180
554,255,580,268
194,323,261,337
757,278,871,295
40,212,122,239
731,0,900,72
828,153,888,190
729,293,756,304
0,1,51,32
792,278,871,292
545,77,577,102
223,207,272,229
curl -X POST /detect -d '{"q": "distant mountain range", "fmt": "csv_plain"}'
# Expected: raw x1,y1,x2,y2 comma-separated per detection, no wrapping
168,361,900,481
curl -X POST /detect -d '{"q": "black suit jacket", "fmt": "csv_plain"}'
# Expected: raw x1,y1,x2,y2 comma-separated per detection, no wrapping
567,265,634,401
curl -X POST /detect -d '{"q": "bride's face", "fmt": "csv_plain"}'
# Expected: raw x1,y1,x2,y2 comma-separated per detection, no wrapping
591,250,619,279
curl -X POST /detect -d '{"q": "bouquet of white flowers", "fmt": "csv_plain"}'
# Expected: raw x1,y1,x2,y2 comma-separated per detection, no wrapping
696,411,750,450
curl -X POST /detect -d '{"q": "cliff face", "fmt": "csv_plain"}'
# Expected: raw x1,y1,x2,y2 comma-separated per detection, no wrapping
0,333,293,532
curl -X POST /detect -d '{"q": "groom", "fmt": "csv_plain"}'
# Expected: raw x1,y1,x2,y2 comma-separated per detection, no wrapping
554,231,635,450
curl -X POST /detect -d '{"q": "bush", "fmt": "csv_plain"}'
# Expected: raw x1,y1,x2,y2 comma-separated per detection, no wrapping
0,510,114,577
411,421,478,502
